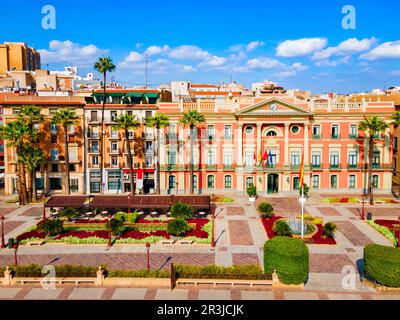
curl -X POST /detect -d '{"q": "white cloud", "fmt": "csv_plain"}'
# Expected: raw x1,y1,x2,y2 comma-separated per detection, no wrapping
361,40,400,60
312,37,376,61
314,56,351,67
39,40,108,66
247,57,284,69
273,62,309,78
199,56,226,67
145,45,170,56
276,38,327,57
246,41,265,52
169,45,210,60
390,70,400,76
182,65,196,72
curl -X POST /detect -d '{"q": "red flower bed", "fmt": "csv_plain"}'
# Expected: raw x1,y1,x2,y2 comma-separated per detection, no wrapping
17,230,46,241
73,219,109,224
375,220,400,230
340,198,349,203
54,230,109,240
136,218,170,224
261,217,336,245
185,219,209,238
120,229,170,239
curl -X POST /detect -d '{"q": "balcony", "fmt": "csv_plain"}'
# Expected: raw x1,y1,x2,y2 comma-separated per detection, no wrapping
87,117,100,123
290,165,300,171
348,164,359,170
107,147,120,154
330,164,341,170
223,164,234,170
87,132,100,139
349,134,358,139
88,147,99,154
312,134,321,139
145,132,154,140
145,148,154,154
311,164,322,170
206,164,217,170
331,134,341,140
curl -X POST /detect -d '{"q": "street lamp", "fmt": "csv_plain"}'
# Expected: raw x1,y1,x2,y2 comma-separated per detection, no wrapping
0,215,5,249
299,194,306,239
211,215,215,248
13,243,19,266
146,242,151,271
361,192,366,220
176,182,179,195
107,214,112,247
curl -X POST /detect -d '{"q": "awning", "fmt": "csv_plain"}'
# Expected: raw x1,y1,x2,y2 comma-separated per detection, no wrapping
44,196,90,208
125,92,160,98
92,92,126,97
90,196,130,209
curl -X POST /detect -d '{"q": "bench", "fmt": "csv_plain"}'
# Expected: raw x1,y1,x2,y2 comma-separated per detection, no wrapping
176,278,273,287
177,240,194,245
16,277,96,285
26,240,45,246
159,240,176,245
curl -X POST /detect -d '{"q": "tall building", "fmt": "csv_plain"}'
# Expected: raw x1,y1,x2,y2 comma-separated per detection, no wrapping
0,42,41,74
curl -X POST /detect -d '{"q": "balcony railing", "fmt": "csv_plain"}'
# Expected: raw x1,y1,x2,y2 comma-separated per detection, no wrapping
311,164,322,170
330,164,340,170
349,134,358,139
206,164,217,170
312,134,321,139
331,134,341,139
348,164,359,170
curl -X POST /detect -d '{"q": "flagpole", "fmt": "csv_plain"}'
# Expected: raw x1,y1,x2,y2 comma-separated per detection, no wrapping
301,185,305,239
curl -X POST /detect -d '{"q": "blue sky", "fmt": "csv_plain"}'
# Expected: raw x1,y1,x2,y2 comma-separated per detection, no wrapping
2,0,400,93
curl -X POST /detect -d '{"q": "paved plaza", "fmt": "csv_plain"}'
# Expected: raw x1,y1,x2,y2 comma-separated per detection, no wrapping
1,193,400,300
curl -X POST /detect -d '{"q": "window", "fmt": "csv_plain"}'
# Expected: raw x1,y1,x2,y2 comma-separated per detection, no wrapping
291,126,300,134
145,155,153,166
331,125,339,138
312,152,321,167
51,135,57,144
110,111,117,122
35,178,44,190
51,123,58,134
108,181,120,191
207,150,215,165
110,127,118,139
68,125,75,134
90,111,97,121
245,126,253,134
330,152,339,167
373,151,381,168
169,124,177,139
108,171,121,179
291,152,300,166
223,151,233,166
91,141,99,153
169,175,176,189
192,175,197,189
50,149,59,161
348,151,358,167
206,125,215,139
372,175,379,188
224,125,232,139
51,164,58,172
50,178,62,190
111,156,118,167
395,137,398,151
168,150,177,165
313,125,321,138
207,175,215,188
145,141,153,153
246,177,254,189
349,175,356,189
92,156,99,166
145,111,152,120
312,175,320,188
91,126,99,138
90,171,101,179
111,142,118,152
225,175,232,189
245,151,253,166
69,164,76,172
90,182,101,193
349,125,357,138
266,130,277,137
330,175,338,188
70,178,79,192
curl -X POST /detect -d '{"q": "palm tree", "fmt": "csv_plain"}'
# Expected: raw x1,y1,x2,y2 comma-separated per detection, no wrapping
0,120,34,204
51,109,79,195
94,56,116,194
359,116,389,205
17,105,44,201
392,111,400,197
19,146,47,201
114,114,140,195
146,113,170,194
179,110,206,194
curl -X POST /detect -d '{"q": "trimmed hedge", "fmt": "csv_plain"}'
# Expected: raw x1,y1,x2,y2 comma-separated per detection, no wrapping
364,244,400,287
264,237,309,285
174,264,270,280
107,269,169,278
2,264,102,278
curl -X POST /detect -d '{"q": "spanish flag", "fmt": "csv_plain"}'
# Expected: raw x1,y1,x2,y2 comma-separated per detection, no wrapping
299,150,305,189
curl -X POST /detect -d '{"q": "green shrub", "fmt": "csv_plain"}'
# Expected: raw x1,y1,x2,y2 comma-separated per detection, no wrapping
7,238,16,249
38,219,64,236
323,222,338,238
114,211,139,224
258,202,274,218
106,218,125,236
298,184,309,197
58,208,79,219
366,221,398,246
264,237,309,285
364,244,400,287
247,184,257,197
108,269,169,278
167,219,192,236
174,264,268,279
5,264,101,278
273,220,292,237
170,202,194,220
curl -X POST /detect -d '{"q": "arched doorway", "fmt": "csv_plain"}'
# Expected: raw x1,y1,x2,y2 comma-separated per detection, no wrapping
267,174,279,194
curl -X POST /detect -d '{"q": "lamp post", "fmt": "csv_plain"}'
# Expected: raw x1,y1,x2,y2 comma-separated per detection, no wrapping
176,182,179,195
13,243,19,266
146,242,151,271
0,215,5,249
211,216,215,248
299,187,306,239
361,192,365,220
107,214,112,247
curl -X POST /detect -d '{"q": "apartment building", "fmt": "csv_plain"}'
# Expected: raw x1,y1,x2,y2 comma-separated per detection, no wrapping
0,42,41,74
1,94,86,195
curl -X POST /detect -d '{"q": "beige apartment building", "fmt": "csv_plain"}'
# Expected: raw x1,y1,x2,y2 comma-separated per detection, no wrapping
0,42,41,74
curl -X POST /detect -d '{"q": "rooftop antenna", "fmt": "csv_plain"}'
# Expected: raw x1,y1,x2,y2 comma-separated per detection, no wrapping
145,53,149,89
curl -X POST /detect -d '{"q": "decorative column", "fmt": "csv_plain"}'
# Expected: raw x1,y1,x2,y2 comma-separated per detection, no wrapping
257,123,262,158
237,124,243,166
304,123,309,165
284,123,290,164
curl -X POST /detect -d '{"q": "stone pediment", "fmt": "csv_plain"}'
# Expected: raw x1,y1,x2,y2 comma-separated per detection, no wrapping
236,98,312,117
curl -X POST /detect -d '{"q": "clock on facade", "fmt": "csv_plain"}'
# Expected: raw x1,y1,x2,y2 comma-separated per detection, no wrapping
270,103,278,111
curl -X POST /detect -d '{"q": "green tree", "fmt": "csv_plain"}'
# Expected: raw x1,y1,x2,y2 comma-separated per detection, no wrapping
170,202,194,220
17,105,44,201
106,218,125,236
167,219,192,236
273,220,292,237
323,222,338,238
114,114,140,195
38,219,64,237
392,111,400,197
359,117,389,204
94,56,116,194
51,109,79,195
146,113,170,194
0,120,35,205
179,110,205,194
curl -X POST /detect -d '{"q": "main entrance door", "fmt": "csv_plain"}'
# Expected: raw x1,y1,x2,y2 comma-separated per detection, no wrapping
267,174,279,194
